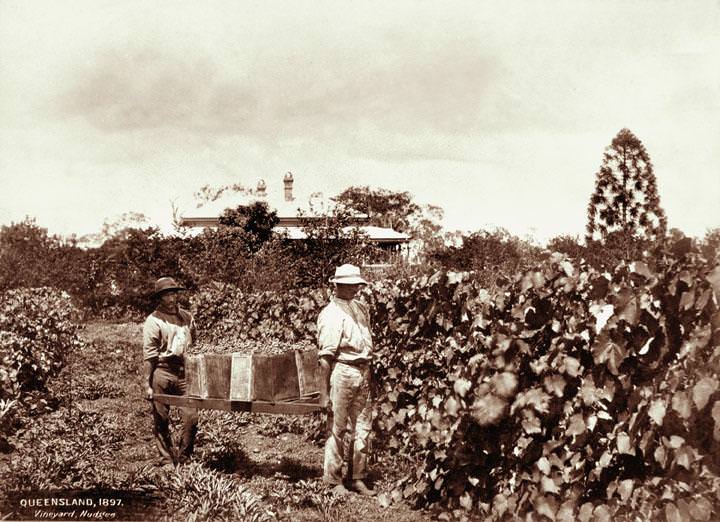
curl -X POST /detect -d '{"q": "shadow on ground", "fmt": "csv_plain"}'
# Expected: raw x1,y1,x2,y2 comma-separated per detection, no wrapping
205,446,322,480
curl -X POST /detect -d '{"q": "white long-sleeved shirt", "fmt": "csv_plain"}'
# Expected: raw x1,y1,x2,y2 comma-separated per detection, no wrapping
317,297,373,363
142,307,195,362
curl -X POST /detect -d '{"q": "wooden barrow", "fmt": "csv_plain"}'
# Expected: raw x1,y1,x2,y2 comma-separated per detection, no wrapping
152,393,321,414
153,349,323,415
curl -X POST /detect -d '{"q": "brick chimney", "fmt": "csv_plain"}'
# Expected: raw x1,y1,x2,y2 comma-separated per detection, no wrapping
283,172,294,201
256,179,267,197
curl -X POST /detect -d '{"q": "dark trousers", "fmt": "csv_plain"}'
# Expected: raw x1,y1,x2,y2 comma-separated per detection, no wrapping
151,367,198,463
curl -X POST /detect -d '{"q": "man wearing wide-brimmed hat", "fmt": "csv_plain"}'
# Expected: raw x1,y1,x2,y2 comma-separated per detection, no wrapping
317,264,376,496
142,276,198,465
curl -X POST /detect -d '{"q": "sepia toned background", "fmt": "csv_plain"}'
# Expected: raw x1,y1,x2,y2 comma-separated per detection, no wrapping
1,0,718,243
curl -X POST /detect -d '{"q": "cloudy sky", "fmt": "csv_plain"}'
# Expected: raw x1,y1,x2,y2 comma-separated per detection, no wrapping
1,0,718,243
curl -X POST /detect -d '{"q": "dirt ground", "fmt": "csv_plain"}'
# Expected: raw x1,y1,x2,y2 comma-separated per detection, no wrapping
2,321,434,521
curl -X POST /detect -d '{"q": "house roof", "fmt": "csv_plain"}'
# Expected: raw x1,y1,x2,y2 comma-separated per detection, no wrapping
275,225,410,242
179,174,409,243
180,174,332,224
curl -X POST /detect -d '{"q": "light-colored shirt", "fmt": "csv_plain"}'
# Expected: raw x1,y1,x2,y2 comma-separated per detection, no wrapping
143,307,195,362
317,297,373,363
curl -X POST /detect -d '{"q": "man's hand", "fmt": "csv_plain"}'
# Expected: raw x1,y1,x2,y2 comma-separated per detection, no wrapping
319,393,331,411
318,356,333,412
144,359,157,401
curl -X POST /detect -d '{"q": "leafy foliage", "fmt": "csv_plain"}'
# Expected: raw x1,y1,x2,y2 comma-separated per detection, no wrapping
368,241,719,518
0,287,84,448
0,218,88,294
286,207,381,288
218,201,280,252
333,186,422,233
192,284,327,344
333,185,445,259
702,228,720,262
428,228,545,290
194,238,720,519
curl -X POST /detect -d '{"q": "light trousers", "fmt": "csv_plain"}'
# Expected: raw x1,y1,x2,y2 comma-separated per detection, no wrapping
324,362,372,484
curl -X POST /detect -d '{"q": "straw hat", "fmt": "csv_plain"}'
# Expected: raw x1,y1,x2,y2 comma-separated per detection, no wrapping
329,264,367,285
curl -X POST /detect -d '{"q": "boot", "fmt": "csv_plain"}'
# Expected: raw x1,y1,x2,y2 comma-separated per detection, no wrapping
330,484,349,496
351,480,375,496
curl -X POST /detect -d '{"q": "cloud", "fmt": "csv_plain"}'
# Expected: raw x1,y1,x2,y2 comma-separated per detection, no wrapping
55,30,505,161
58,47,231,131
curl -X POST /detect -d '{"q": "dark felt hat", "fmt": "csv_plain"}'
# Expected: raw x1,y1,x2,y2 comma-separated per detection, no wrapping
153,277,185,296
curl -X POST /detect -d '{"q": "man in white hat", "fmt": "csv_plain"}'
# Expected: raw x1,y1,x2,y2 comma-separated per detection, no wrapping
317,264,375,495
143,276,198,465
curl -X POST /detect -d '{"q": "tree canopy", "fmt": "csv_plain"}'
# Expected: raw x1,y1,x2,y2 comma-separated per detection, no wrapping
586,128,667,245
333,186,421,233
219,201,280,252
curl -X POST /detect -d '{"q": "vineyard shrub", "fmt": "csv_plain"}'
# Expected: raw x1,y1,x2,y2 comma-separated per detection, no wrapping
428,229,546,291
192,237,720,520
192,284,328,345
0,287,84,449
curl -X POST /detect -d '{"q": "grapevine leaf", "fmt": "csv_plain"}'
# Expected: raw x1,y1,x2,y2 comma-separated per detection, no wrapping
471,394,507,426
617,479,634,502
402,484,414,498
675,446,694,469
712,401,720,442
706,265,720,299
589,275,610,302
598,451,612,469
668,435,685,448
453,378,472,397
492,494,508,518
631,261,654,280
617,432,633,455
522,410,542,434
578,502,594,522
541,476,559,494
513,388,550,413
648,399,666,426
665,502,683,522
445,396,459,417
679,290,695,311
671,392,692,419
592,335,626,376
562,356,581,377
692,377,718,411
556,501,575,522
618,296,639,325
676,499,692,521
560,260,574,277
533,495,557,521
543,375,566,397
567,414,586,437
689,497,712,521
593,504,612,522
591,303,614,333
490,372,518,398
537,456,551,475
672,237,693,257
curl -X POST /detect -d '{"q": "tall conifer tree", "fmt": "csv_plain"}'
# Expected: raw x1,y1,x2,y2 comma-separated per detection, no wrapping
586,128,667,245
